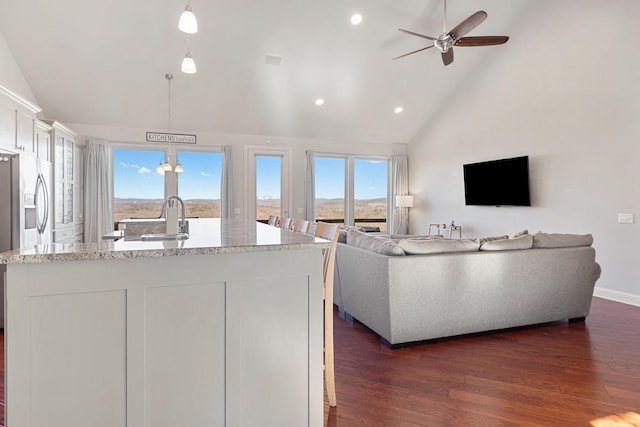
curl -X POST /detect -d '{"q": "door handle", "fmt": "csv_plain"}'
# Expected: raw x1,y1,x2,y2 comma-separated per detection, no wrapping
35,174,49,234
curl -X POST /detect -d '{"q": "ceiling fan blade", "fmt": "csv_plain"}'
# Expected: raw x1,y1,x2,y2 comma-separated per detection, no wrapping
455,36,509,47
449,11,487,40
441,49,454,66
392,45,435,60
398,28,437,41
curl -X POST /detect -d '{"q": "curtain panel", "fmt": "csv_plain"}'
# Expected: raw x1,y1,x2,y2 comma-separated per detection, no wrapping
391,156,409,234
305,150,315,221
221,145,233,218
83,138,113,243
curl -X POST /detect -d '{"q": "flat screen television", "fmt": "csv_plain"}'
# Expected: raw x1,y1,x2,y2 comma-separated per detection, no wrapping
463,156,531,206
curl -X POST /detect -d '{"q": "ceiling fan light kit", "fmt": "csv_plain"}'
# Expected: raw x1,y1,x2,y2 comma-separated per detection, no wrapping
394,0,509,66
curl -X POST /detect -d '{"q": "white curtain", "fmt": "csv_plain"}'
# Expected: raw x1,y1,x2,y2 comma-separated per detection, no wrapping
305,150,315,221
391,156,409,234
221,145,233,218
83,138,113,243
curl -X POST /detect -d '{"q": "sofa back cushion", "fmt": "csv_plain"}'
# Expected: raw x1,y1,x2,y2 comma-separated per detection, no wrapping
346,229,406,256
475,235,509,244
480,234,533,251
338,225,366,243
397,238,480,255
532,233,593,248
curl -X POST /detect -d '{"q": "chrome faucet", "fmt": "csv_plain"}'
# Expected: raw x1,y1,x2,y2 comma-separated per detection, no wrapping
162,195,188,234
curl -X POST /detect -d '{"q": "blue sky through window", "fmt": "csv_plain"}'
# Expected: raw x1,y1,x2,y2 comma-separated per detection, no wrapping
354,159,387,200
315,157,387,200
114,148,222,200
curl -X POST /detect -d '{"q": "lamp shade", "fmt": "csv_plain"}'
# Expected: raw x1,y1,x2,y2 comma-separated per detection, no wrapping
178,6,198,34
181,52,197,74
395,195,414,208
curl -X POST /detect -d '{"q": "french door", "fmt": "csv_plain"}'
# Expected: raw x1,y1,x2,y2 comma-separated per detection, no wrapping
246,146,292,222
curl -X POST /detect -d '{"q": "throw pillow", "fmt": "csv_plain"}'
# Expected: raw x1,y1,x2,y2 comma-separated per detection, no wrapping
511,229,529,238
480,234,533,251
390,234,444,241
532,232,593,248
346,229,406,256
397,238,480,255
475,235,509,244
338,225,366,243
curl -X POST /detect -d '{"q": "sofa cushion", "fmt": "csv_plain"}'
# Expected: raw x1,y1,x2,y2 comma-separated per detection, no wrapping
338,225,366,243
475,235,509,244
390,234,444,242
480,234,533,251
346,229,406,256
511,229,529,238
397,238,480,255
532,233,593,248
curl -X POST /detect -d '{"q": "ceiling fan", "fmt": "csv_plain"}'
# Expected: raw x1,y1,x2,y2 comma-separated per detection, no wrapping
394,0,509,66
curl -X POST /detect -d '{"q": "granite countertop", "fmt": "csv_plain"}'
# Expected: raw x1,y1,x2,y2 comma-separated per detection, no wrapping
0,219,330,264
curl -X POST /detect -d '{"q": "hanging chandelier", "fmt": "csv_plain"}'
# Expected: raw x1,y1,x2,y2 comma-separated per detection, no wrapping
156,73,184,174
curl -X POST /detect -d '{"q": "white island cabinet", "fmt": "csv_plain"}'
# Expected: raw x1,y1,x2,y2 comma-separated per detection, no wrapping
1,219,327,427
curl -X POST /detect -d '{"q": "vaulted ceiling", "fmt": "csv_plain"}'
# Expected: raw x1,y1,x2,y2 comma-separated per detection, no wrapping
0,0,532,144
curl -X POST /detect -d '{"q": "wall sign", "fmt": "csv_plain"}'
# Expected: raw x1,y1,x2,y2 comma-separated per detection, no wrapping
146,132,197,144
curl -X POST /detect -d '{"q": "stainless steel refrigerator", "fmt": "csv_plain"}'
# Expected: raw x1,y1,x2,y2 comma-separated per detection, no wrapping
1,152,52,328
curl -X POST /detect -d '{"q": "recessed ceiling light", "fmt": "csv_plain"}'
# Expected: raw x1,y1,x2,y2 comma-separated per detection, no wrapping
315,98,325,106
351,13,363,25
394,107,404,114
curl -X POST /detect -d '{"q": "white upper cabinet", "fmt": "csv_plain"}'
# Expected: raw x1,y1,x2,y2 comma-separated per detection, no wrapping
0,82,42,154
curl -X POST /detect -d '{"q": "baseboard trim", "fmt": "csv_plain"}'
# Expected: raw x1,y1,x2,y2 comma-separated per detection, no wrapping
594,287,640,307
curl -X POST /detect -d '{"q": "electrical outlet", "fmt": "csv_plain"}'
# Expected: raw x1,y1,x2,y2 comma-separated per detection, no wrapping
618,213,634,224
296,207,303,214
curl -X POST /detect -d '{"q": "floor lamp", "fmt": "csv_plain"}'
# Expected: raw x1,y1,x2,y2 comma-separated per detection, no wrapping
395,195,414,234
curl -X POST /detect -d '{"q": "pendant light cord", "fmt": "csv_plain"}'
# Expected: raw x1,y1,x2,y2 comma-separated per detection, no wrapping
166,73,173,134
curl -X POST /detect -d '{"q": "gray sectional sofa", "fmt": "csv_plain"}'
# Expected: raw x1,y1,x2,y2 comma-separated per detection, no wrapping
334,229,601,347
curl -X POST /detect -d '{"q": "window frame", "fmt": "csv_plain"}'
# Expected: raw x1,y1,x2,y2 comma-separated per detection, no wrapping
313,153,391,228
111,143,224,222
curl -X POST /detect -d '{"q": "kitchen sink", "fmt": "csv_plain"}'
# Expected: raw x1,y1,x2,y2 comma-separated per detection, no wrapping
140,233,189,241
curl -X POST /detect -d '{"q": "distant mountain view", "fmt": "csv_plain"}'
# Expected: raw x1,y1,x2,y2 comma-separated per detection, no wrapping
114,197,387,230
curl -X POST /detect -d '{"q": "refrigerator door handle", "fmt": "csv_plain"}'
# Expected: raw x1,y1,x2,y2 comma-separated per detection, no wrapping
35,173,49,235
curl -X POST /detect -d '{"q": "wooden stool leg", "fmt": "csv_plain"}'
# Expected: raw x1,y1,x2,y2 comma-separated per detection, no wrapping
325,300,337,407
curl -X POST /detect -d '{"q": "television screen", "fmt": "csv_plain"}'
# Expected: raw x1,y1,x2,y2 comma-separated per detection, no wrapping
463,156,531,206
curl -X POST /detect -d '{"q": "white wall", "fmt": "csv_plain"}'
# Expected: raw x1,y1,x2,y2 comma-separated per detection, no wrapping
0,30,38,106
68,123,406,221
407,1,640,303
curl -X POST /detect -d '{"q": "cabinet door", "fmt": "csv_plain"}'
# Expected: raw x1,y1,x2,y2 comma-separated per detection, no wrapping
36,128,51,161
16,112,34,153
226,275,311,426
0,104,16,152
74,143,83,226
53,134,76,226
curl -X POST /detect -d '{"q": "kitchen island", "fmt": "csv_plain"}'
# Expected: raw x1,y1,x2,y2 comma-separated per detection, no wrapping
1,219,328,427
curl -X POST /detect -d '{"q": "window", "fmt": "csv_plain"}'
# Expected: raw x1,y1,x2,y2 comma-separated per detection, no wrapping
354,159,388,231
314,156,389,231
314,157,345,225
255,155,282,221
113,148,165,223
113,147,222,224
176,150,222,219
245,146,292,222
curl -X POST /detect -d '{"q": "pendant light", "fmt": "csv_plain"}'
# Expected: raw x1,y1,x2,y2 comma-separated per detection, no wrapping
157,74,184,174
181,36,197,74
178,0,198,34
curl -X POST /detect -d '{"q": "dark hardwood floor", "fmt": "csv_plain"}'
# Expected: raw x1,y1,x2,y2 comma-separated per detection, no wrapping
324,297,640,427
1,297,638,427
